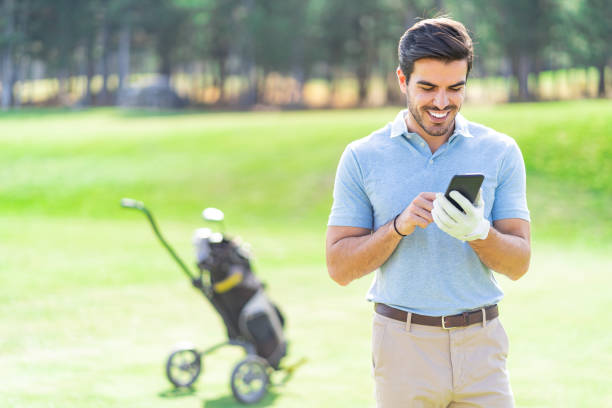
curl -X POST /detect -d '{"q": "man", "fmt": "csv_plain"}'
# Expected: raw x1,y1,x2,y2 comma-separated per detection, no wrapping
325,17,530,408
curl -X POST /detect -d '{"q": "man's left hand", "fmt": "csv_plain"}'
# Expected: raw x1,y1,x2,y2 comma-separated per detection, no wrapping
432,190,490,241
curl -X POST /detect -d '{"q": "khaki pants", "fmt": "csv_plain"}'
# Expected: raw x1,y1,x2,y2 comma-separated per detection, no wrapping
372,311,514,408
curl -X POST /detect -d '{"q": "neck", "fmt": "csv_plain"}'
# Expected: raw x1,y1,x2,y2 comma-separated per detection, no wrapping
405,114,454,154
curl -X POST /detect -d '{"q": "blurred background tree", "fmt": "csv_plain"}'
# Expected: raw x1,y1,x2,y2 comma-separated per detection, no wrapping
0,0,609,109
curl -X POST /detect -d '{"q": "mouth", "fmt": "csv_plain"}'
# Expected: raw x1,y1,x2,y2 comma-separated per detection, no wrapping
426,109,451,124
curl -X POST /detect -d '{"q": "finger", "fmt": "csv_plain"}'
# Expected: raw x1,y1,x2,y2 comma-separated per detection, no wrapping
433,193,444,208
420,192,437,202
438,194,465,223
412,205,433,223
415,196,435,213
432,205,456,230
408,212,431,229
432,208,454,233
449,190,475,216
432,206,453,229
433,197,450,221
475,188,484,208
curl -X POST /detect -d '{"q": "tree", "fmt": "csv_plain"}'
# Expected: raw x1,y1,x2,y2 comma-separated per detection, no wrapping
574,0,612,97
1,0,16,109
471,0,560,101
318,0,397,105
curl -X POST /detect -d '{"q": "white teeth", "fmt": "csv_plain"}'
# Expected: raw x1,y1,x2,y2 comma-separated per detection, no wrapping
429,111,448,118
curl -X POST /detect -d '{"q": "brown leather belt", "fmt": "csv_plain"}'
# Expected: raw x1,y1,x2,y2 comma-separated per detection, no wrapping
375,303,499,329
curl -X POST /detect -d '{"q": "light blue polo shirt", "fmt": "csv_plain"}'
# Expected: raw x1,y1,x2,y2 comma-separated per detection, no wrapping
328,110,530,316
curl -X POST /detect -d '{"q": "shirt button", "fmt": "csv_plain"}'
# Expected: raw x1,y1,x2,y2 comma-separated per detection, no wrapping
429,159,434,164
420,142,425,147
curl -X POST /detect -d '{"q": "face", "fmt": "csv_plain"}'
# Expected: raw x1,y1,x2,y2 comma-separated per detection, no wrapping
397,58,467,139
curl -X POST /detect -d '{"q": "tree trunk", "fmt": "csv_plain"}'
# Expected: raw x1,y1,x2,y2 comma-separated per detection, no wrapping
518,54,531,101
58,69,68,103
290,30,305,106
12,54,21,107
511,52,531,102
532,55,542,101
84,37,95,106
255,68,266,105
292,66,305,106
357,64,369,106
386,71,402,105
22,57,31,105
217,58,226,104
2,0,15,110
100,13,110,105
159,52,172,85
238,0,256,108
118,21,131,93
597,62,606,98
13,0,29,108
327,67,336,108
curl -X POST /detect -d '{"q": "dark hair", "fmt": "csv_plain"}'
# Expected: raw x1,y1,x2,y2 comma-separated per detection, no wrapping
398,17,473,82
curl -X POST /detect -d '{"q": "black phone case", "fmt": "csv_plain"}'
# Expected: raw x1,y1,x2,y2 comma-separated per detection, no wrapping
444,174,484,212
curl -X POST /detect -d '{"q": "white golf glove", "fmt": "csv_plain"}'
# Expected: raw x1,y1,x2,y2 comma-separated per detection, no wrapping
432,189,490,241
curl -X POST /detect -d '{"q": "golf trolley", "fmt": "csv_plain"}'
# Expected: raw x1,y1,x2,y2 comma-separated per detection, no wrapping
121,198,296,404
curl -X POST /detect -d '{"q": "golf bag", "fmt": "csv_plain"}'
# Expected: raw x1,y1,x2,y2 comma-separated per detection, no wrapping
193,229,287,369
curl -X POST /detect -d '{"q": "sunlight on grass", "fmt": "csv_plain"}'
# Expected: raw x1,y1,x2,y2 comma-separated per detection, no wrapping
1,102,611,407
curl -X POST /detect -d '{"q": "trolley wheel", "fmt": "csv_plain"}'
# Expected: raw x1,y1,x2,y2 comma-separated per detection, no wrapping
166,348,202,388
230,356,270,404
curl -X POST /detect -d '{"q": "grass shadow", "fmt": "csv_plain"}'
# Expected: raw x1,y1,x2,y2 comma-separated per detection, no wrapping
0,107,89,119
158,386,197,398
116,107,207,118
202,390,280,408
115,105,258,118
271,357,308,387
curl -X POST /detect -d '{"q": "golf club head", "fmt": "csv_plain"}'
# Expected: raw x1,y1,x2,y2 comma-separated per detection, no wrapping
202,207,224,222
120,198,145,210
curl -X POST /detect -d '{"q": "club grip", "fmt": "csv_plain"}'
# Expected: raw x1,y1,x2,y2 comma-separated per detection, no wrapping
120,198,144,210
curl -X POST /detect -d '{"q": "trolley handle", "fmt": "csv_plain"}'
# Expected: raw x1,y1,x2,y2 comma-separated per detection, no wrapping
120,197,196,281
120,198,144,210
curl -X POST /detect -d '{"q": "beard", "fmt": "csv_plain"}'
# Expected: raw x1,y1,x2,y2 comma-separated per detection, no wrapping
406,91,457,137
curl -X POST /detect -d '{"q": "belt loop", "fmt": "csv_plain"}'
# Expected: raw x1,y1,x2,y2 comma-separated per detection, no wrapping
481,307,487,327
405,312,412,333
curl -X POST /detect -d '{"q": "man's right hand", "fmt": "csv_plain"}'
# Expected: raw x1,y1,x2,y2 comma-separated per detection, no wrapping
394,192,436,236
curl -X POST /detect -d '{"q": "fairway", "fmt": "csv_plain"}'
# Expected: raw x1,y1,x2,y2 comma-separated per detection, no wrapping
1,101,611,407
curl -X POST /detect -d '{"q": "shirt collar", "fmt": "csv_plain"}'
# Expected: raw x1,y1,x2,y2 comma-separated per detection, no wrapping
451,113,473,140
389,109,473,140
389,110,410,138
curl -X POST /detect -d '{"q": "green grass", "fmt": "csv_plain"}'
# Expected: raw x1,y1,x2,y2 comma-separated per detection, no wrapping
1,102,611,407
466,100,612,195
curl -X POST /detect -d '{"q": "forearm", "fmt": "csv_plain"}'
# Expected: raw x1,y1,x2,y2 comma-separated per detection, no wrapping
327,221,403,286
469,226,531,280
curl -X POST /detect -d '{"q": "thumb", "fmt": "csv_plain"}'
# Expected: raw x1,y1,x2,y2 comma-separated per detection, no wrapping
475,188,484,208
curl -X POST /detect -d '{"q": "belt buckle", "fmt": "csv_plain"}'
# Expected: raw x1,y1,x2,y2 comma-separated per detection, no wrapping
441,315,450,330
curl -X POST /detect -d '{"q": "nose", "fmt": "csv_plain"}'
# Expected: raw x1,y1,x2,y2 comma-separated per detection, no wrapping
433,90,449,110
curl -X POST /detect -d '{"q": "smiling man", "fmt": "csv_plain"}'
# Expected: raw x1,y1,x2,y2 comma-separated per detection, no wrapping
326,17,530,407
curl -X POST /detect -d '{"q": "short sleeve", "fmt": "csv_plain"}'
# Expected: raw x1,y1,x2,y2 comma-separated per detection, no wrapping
328,145,374,229
491,140,530,222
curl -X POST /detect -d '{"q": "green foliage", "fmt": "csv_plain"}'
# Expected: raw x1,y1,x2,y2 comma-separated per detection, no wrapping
571,0,612,66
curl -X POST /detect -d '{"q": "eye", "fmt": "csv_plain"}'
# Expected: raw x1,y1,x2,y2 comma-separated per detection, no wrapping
450,86,463,92
420,86,434,91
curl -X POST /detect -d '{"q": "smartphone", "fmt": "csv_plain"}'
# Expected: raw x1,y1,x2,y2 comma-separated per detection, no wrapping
444,174,484,212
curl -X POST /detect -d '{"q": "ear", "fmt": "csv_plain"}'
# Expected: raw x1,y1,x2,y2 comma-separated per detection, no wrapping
396,67,407,95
